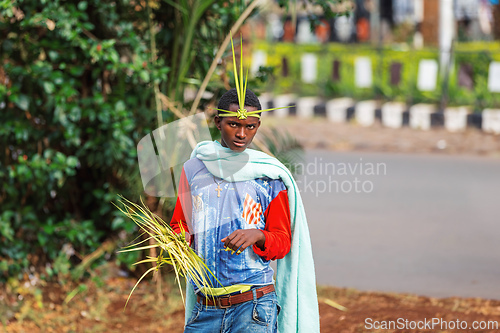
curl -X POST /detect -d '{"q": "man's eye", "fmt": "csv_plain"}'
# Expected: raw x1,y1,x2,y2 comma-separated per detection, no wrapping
247,125,255,129
230,123,237,127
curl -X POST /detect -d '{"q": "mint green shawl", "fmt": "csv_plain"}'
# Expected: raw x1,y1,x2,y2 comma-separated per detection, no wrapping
185,140,320,333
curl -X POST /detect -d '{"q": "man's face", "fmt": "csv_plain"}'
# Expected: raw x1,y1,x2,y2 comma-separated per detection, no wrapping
215,103,261,152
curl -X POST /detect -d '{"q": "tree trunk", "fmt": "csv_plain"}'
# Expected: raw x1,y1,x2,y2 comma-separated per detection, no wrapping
421,0,440,46
494,5,500,40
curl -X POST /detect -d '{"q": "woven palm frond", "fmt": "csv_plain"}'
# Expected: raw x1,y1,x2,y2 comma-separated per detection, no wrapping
113,195,222,308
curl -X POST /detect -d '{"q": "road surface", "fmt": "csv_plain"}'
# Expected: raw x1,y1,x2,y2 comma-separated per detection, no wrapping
300,150,500,300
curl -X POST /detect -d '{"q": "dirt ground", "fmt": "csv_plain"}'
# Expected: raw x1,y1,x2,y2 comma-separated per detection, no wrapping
261,116,500,157
3,262,500,333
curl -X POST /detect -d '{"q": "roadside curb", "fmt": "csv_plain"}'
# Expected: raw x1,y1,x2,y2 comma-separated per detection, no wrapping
262,95,494,134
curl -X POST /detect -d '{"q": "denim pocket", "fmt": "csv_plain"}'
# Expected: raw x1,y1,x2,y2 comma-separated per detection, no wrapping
185,302,200,326
252,292,278,326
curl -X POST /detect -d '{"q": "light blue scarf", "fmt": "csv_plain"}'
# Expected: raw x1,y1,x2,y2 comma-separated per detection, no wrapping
184,140,320,333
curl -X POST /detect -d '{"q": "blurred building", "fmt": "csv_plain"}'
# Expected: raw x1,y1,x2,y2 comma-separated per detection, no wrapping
252,0,498,45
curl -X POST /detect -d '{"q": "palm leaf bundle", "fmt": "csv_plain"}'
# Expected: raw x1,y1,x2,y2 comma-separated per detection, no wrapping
113,195,222,308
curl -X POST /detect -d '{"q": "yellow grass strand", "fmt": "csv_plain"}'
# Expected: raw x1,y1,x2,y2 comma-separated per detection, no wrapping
117,244,159,253
243,66,249,107
132,258,159,266
168,247,185,305
125,266,157,308
240,35,245,109
119,234,156,250
230,35,241,109
323,298,348,312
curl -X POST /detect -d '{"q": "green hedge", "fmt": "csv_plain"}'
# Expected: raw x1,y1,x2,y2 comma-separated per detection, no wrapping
0,0,249,282
253,41,500,108
0,0,156,281
451,44,500,110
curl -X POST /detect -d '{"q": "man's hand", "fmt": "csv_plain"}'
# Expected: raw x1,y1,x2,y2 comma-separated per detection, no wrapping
181,231,191,246
221,229,266,255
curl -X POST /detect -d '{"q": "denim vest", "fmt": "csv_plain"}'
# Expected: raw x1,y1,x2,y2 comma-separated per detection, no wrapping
183,157,286,291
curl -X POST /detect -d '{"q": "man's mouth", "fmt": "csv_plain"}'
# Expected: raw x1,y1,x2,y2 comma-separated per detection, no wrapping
233,141,246,147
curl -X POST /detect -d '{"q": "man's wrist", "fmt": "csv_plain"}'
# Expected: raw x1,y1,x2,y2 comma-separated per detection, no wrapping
255,230,266,250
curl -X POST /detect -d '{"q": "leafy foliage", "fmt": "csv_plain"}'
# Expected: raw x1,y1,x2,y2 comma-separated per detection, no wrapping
0,0,159,280
257,41,500,107
0,0,253,281
1,0,345,282
452,44,500,109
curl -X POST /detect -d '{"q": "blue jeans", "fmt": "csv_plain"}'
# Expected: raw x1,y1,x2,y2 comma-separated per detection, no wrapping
184,289,280,333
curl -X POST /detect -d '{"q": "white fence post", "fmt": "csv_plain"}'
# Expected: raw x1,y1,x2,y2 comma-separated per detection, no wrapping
301,53,317,84
487,62,500,93
355,57,373,88
251,50,267,76
417,59,438,91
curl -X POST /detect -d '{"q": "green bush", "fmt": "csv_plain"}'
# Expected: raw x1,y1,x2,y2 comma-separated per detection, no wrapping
325,44,378,100
0,0,301,282
253,41,500,108
452,43,500,109
0,0,157,280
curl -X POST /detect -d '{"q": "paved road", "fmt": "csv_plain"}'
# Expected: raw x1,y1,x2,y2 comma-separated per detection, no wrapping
299,150,500,300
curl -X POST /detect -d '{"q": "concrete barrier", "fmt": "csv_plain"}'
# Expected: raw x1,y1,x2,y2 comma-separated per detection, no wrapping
297,97,320,118
258,93,273,119
482,109,500,134
410,104,437,130
260,95,500,137
355,100,378,127
273,94,296,117
444,106,469,132
326,98,354,123
382,102,406,129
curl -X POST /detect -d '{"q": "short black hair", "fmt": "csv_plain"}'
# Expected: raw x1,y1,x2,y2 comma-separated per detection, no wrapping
217,88,262,114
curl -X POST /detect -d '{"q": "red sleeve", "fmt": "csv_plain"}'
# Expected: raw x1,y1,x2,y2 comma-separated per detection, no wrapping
252,190,291,261
170,167,190,235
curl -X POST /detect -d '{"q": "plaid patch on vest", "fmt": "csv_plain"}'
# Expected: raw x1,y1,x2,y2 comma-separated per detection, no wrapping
242,193,262,225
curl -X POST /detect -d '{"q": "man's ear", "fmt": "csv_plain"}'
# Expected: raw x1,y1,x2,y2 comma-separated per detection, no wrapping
214,115,222,130
255,119,261,130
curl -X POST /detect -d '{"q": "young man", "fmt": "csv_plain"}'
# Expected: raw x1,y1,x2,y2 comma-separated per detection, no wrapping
170,88,319,333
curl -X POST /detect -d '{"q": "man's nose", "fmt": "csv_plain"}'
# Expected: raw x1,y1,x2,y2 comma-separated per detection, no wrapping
235,127,246,138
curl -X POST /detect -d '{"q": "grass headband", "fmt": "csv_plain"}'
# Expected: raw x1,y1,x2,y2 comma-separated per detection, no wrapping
213,32,293,120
